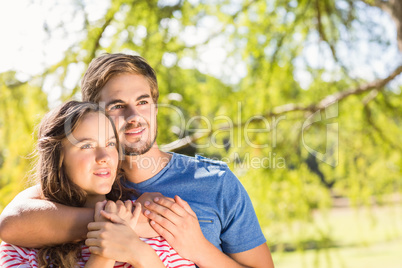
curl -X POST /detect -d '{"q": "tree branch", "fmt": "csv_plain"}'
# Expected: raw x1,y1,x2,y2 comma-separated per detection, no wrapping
361,0,392,13
161,64,402,152
315,0,350,75
170,0,259,53
363,101,402,151
257,64,402,118
87,14,115,62
361,0,402,51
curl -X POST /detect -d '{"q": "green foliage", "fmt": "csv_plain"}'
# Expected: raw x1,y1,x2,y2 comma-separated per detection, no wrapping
1,0,401,256
0,72,48,210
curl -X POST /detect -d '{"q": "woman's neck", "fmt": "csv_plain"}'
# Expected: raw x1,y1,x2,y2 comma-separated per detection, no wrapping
84,194,107,208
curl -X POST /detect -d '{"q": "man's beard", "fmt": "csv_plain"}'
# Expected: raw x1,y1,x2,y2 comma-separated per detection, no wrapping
122,126,158,156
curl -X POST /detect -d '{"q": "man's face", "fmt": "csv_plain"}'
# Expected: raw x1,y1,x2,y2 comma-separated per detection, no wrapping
99,74,158,156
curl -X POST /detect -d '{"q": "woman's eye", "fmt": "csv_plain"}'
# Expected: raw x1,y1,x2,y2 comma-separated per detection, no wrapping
81,144,92,149
107,141,117,147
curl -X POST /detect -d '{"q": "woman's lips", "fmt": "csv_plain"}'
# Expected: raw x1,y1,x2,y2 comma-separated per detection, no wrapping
93,169,111,178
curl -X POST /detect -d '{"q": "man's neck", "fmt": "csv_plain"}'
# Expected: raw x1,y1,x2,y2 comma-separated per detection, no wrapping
121,144,172,184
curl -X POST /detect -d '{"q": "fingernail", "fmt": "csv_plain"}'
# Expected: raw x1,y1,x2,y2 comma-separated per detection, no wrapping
154,197,159,202
150,221,155,225
144,210,150,215
144,201,150,206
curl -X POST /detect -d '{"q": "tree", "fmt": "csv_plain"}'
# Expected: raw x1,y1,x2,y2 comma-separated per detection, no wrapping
1,0,401,250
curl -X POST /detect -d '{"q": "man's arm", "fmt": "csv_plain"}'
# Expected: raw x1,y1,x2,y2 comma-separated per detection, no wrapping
143,195,274,268
0,185,93,247
229,244,274,268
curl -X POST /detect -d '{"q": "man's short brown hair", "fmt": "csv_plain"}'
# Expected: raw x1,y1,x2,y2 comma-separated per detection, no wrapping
81,53,159,104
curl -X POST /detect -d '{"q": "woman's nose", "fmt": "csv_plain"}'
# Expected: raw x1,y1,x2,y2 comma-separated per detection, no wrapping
95,147,111,163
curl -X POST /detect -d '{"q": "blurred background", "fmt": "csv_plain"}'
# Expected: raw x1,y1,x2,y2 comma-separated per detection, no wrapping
0,0,401,267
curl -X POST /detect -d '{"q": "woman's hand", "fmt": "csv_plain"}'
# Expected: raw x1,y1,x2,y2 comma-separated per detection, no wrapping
99,200,141,231
86,203,165,267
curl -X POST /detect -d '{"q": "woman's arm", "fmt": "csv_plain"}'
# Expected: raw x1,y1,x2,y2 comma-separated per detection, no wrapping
84,201,116,268
0,185,93,247
84,255,115,268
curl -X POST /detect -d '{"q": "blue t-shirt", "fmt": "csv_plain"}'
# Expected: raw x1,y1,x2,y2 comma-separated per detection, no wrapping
125,153,266,254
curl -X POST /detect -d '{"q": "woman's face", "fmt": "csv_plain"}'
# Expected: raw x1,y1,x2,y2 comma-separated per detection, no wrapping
62,112,118,201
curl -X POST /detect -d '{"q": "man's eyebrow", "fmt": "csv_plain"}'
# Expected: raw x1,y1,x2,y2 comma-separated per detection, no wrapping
105,95,150,107
136,94,151,101
106,99,124,108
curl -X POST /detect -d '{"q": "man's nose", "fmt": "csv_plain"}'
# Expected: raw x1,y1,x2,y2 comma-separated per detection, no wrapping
125,105,142,124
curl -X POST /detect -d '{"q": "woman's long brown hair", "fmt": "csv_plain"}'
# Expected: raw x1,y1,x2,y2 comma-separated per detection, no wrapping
34,101,135,267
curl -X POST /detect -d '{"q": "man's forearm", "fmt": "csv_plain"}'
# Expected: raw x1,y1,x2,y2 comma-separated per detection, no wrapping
192,239,249,268
0,186,94,247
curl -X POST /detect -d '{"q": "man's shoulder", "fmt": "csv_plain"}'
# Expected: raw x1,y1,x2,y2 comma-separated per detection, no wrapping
195,154,228,166
173,153,229,168
172,153,230,173
171,153,236,182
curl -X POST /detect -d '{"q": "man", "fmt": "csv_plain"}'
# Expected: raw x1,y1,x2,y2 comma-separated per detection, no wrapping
0,53,274,267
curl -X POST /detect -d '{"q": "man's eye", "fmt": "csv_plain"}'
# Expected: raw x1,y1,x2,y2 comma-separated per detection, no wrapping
138,100,148,105
81,144,93,149
110,104,124,110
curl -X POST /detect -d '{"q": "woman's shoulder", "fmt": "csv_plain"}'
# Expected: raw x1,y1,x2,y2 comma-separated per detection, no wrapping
0,242,39,267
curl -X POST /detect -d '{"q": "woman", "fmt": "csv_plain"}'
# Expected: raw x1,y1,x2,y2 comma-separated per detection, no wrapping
0,101,194,268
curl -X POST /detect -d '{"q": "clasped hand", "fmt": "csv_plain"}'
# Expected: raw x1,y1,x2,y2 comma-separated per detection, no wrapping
137,193,209,263
85,200,142,262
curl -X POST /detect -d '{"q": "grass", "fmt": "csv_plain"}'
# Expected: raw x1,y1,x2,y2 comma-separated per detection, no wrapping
272,238,402,268
269,198,402,268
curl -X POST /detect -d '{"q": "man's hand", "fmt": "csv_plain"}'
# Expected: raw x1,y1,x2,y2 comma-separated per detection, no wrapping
143,195,209,263
135,192,174,212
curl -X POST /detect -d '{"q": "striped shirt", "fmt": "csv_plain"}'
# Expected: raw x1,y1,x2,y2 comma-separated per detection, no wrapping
0,237,195,268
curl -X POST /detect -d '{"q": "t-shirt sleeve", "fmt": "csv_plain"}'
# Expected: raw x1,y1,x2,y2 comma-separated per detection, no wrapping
0,243,35,268
219,168,267,254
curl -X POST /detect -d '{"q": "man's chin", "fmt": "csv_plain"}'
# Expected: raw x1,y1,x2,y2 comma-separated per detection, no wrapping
123,143,152,156
122,131,157,156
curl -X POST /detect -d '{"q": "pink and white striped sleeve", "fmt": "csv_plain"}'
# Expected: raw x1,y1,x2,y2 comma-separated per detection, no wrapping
0,242,39,268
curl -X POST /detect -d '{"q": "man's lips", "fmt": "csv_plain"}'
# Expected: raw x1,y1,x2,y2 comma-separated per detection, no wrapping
125,127,145,135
